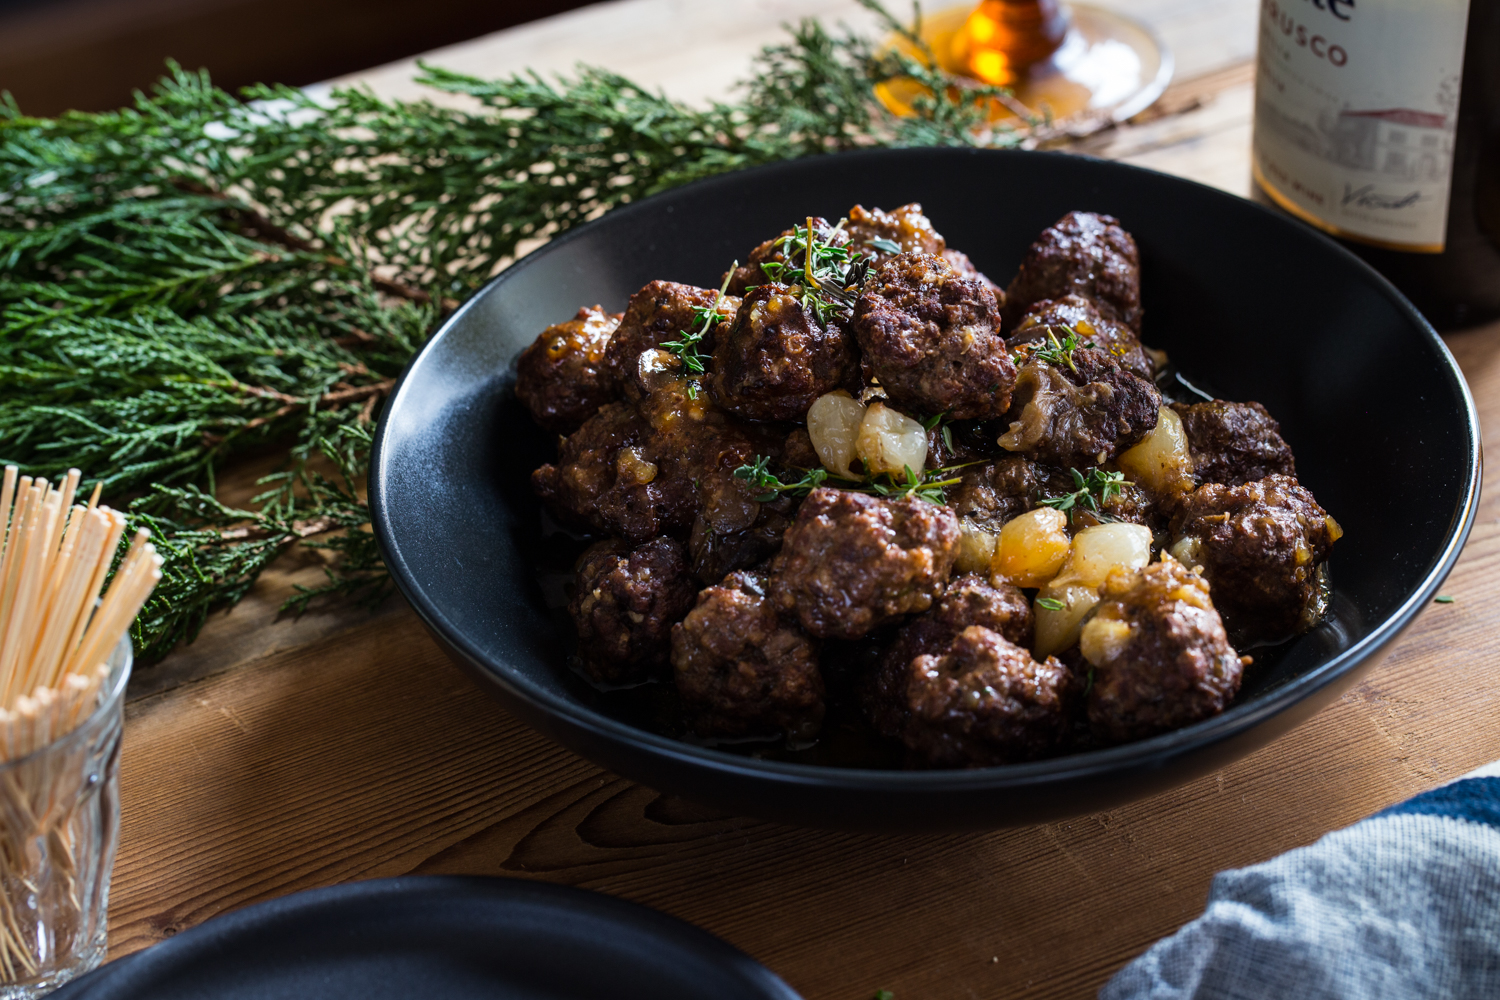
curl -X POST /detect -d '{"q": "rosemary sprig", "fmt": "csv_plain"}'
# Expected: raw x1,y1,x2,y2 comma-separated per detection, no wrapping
1038,467,1128,521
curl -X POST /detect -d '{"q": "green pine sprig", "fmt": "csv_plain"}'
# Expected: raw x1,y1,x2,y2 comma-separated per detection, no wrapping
1,0,1035,662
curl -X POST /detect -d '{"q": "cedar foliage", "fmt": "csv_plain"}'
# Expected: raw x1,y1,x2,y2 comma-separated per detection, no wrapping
0,0,1029,660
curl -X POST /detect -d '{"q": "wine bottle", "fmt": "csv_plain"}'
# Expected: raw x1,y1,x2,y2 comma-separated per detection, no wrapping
1251,0,1499,329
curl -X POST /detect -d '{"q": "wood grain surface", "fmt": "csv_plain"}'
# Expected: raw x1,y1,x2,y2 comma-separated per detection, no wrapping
102,2,1500,998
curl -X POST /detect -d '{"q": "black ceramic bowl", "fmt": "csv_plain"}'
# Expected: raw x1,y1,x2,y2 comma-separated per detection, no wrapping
370,148,1479,833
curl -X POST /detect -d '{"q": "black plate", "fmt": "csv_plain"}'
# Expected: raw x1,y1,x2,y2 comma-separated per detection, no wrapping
369,147,1481,832
54,877,800,999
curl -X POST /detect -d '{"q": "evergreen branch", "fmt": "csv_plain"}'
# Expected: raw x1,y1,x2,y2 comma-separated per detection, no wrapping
1,0,1044,662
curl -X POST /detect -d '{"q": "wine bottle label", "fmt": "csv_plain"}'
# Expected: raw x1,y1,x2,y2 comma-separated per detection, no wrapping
1252,0,1472,252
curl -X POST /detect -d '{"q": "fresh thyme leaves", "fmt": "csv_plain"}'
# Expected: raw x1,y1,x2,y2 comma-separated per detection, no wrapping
733,456,970,506
2,0,1035,662
865,237,905,255
1027,327,1098,372
1434,595,1456,604
1038,467,1128,520
868,464,964,505
1035,597,1066,611
758,218,873,324
732,456,831,503
921,412,955,456
1083,667,1095,696
662,265,737,378
874,992,896,1000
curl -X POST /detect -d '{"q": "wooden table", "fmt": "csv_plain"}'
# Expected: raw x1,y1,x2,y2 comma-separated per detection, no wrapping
110,3,1500,998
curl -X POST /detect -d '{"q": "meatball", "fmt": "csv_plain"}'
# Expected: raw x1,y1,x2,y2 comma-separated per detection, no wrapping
533,401,687,541
1008,294,1153,381
1003,211,1142,331
845,202,945,262
852,252,1014,420
769,487,960,640
671,570,825,741
1169,474,1340,642
1171,400,1297,487
569,537,699,684
515,305,623,434
842,202,998,290
601,280,739,391
864,575,1034,737
999,346,1162,469
724,216,849,296
709,283,861,422
533,379,780,543
900,626,1076,767
1081,557,1246,744
949,455,1039,532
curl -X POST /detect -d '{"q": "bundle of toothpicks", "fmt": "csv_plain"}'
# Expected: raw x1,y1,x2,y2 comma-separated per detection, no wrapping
0,466,160,764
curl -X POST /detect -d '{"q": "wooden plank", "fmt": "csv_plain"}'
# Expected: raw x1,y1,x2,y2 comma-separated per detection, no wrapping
109,320,1500,999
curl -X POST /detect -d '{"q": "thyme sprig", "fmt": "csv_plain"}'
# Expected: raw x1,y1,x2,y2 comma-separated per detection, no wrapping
922,411,955,455
758,218,875,325
661,264,737,379
1038,467,1128,521
733,456,832,502
1027,327,1095,373
733,455,970,506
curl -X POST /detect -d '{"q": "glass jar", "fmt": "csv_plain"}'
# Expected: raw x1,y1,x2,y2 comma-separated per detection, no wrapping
0,637,129,998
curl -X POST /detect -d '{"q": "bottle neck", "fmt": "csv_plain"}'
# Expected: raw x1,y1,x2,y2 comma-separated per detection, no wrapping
952,0,1070,85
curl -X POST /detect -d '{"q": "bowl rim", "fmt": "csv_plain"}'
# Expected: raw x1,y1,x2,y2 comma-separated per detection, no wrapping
370,146,1482,792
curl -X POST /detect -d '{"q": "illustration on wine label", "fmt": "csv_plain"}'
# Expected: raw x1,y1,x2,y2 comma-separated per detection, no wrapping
1252,0,1473,252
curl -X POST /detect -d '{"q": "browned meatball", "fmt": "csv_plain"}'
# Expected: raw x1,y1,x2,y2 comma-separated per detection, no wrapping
845,203,944,261
949,455,1039,531
900,626,1076,767
709,283,861,422
569,537,699,684
1008,294,1153,380
864,575,1034,737
1003,211,1142,331
515,306,623,434
671,570,824,741
842,202,998,288
1083,558,1246,744
724,216,849,295
601,280,739,391
1170,475,1340,642
852,252,1014,420
768,487,960,640
533,401,685,540
533,379,780,543
1171,400,1297,487
999,346,1161,469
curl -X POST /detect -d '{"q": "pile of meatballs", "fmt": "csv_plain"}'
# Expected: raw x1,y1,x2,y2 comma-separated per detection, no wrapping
516,204,1341,769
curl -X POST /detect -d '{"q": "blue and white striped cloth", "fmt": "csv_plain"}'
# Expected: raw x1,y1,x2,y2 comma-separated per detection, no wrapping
1102,762,1500,999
